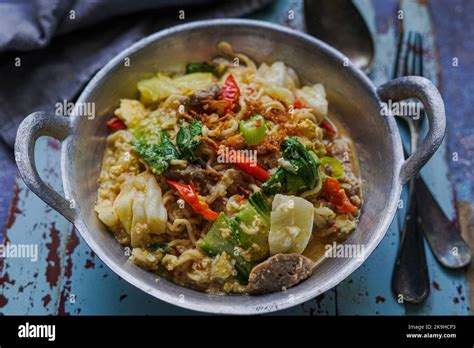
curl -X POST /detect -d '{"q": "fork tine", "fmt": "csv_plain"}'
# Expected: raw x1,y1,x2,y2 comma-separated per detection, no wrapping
415,33,425,120
413,33,421,76
402,31,413,76
393,29,404,79
411,32,418,76
393,31,425,78
417,33,424,77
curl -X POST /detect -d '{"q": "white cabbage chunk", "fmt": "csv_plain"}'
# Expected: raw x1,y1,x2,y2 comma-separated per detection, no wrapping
269,194,315,255
137,72,215,105
295,83,328,123
137,73,176,105
264,86,295,106
173,72,215,92
256,61,299,90
114,99,147,128
95,130,141,241
95,199,119,229
113,172,167,247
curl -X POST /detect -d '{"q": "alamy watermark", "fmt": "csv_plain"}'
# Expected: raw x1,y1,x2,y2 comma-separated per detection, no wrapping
0,243,38,262
380,100,421,120
324,242,365,261
217,147,258,167
55,100,95,119
18,322,55,341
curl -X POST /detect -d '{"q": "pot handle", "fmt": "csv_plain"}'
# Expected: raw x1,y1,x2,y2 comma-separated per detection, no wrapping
14,112,76,223
377,76,446,185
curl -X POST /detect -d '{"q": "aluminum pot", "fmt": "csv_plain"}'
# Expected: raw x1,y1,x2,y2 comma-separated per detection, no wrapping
15,19,446,314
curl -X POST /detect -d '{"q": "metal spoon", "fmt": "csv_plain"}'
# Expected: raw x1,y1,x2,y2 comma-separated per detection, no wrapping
416,176,472,268
304,0,375,74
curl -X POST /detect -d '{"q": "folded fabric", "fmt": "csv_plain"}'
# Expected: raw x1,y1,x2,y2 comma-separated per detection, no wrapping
0,0,228,52
0,0,271,147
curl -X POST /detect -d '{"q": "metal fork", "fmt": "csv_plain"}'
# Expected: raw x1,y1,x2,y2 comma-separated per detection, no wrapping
392,31,471,304
392,30,430,303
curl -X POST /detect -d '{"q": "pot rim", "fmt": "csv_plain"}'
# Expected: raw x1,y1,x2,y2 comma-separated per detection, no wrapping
64,18,404,314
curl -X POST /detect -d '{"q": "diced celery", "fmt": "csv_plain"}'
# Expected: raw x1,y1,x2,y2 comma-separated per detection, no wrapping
239,114,267,146
320,156,345,180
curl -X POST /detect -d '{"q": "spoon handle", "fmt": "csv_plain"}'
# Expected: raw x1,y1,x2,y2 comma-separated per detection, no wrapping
416,176,472,268
392,176,430,303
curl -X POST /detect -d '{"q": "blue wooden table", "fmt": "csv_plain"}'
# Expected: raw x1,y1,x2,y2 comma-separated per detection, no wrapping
1,0,473,315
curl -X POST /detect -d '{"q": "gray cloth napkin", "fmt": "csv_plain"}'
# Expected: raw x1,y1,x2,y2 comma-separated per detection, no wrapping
0,0,271,148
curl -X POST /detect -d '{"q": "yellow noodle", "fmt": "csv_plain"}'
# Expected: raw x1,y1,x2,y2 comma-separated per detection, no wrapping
220,119,239,136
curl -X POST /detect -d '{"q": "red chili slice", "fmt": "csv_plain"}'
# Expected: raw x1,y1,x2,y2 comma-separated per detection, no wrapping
293,99,307,109
221,74,240,112
220,149,270,181
322,177,358,214
166,180,219,221
106,117,126,131
320,118,337,134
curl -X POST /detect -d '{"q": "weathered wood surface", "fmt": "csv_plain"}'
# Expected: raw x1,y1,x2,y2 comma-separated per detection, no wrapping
0,0,471,315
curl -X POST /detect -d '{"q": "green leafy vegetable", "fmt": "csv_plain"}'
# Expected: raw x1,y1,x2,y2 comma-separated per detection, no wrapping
239,114,267,145
185,62,217,75
248,191,271,221
198,213,253,281
261,169,286,196
199,213,237,256
176,120,203,162
133,129,181,175
223,191,272,263
262,137,320,195
133,120,204,174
